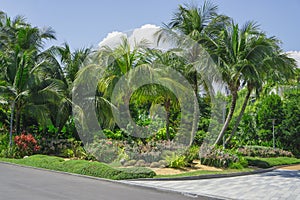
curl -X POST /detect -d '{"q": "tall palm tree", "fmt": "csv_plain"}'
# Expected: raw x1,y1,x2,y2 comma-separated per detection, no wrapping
95,37,147,129
225,49,297,145
0,12,63,146
206,20,297,146
159,2,230,144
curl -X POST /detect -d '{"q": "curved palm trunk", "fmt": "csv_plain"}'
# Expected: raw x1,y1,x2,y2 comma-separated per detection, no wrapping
225,88,252,145
9,101,15,147
213,90,238,146
191,75,199,145
190,95,199,145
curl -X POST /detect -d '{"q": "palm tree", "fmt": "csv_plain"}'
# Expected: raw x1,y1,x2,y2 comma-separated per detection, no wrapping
205,20,297,146
158,2,230,145
48,43,91,134
95,37,147,129
0,12,64,146
225,49,296,144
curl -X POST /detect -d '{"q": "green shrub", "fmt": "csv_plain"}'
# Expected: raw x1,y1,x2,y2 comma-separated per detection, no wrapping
86,139,119,163
103,129,124,140
229,162,244,169
184,145,199,163
200,148,239,168
165,153,187,168
0,133,9,157
238,146,294,158
152,127,176,141
0,155,156,180
194,130,207,146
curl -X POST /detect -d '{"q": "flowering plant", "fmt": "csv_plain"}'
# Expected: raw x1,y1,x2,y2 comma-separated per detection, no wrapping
14,132,40,157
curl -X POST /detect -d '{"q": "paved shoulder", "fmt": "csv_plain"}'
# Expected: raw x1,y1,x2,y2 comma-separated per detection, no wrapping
124,169,300,200
0,162,215,200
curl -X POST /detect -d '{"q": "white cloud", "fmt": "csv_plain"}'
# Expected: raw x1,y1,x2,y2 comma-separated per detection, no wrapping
128,24,160,48
98,24,166,50
98,31,127,49
287,51,300,68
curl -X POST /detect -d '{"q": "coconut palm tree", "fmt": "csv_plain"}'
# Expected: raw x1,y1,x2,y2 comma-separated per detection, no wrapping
95,37,147,129
157,2,230,144
47,43,92,133
205,20,297,146
0,12,64,146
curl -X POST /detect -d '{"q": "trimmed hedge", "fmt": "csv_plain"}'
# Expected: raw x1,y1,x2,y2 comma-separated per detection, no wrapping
0,155,155,180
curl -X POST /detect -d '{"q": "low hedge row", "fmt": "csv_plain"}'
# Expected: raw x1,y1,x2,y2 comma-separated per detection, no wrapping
0,155,155,180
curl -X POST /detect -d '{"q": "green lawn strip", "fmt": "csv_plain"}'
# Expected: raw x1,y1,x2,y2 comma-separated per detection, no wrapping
0,155,155,180
154,168,253,179
246,157,300,168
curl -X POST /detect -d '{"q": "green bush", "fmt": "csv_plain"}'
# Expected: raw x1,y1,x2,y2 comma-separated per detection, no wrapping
200,148,239,168
229,157,248,169
238,146,294,158
152,127,176,141
0,133,9,156
86,139,119,163
194,130,207,146
184,145,199,163
39,138,89,159
0,155,156,180
103,129,124,140
165,153,187,168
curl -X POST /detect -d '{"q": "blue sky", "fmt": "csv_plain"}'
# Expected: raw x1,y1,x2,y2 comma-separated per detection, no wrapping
1,0,299,51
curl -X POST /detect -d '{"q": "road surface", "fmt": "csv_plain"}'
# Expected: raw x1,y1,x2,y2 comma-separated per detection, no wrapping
0,163,216,200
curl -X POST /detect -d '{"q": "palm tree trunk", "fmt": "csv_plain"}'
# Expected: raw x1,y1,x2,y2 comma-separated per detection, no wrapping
164,98,171,141
9,100,15,147
191,76,199,145
213,90,238,146
191,95,198,145
225,88,252,145
15,103,21,134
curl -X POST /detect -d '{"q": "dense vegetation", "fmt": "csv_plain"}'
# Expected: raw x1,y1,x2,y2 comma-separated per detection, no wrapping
0,1,299,173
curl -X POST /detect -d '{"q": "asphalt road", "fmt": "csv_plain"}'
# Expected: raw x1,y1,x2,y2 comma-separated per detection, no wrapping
0,163,217,200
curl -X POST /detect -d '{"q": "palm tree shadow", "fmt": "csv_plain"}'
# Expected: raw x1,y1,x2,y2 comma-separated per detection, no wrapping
261,170,300,180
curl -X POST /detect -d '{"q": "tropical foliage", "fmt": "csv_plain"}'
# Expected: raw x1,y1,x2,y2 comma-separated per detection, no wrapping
0,0,299,172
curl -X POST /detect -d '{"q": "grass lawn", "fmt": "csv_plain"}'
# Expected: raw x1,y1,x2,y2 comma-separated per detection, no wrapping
0,155,155,180
1,155,299,180
246,157,300,168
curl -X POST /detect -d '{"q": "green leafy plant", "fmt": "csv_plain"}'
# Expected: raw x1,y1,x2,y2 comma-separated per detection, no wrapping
165,153,187,168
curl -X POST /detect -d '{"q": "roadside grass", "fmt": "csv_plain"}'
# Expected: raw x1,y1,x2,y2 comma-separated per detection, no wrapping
0,155,155,180
154,168,254,178
246,157,300,168
1,155,299,180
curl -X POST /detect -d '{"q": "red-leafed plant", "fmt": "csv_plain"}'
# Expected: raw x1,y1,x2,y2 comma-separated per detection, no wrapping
14,131,40,157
